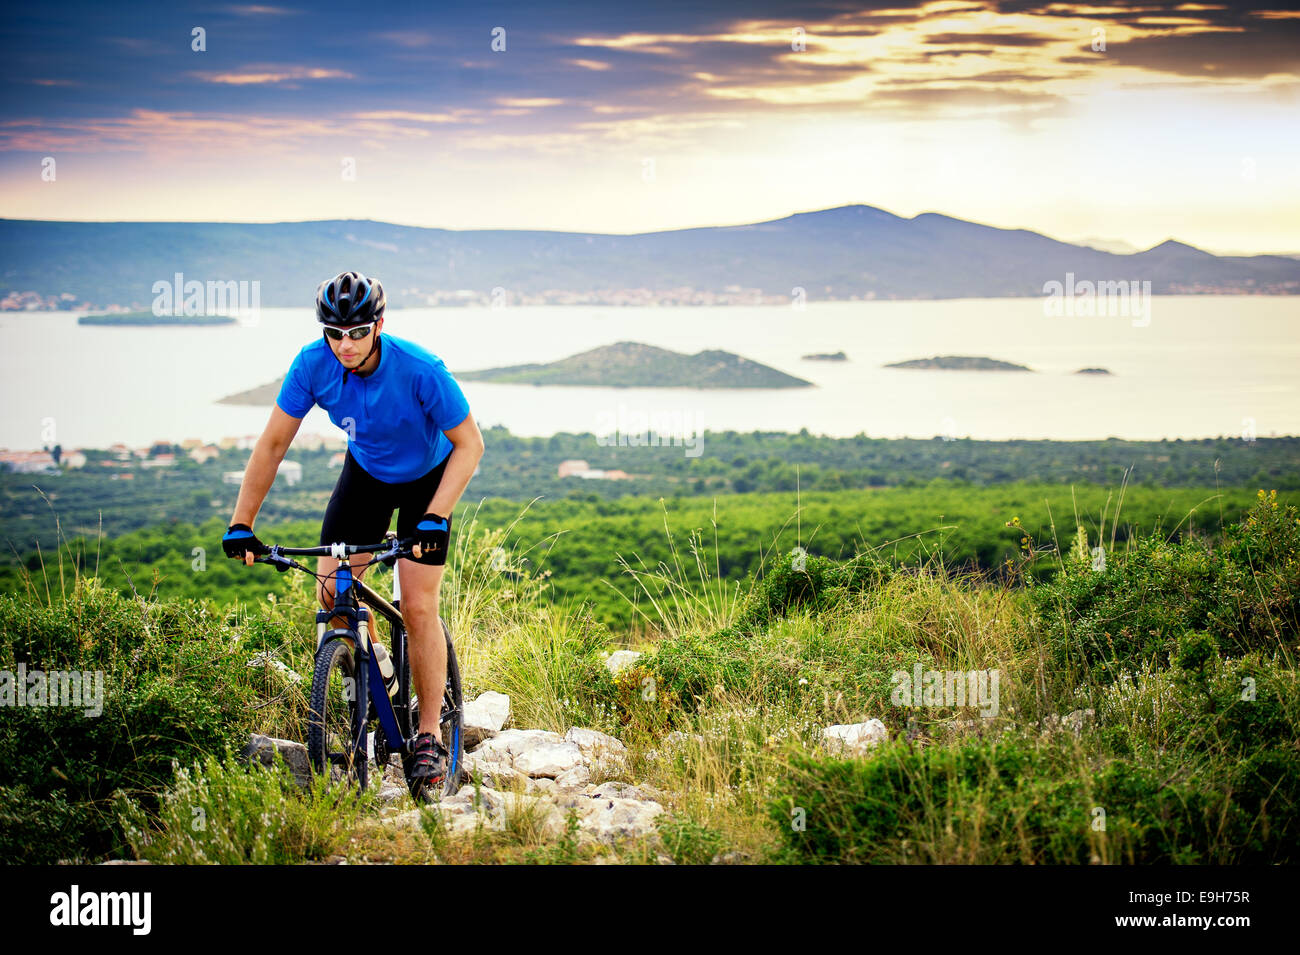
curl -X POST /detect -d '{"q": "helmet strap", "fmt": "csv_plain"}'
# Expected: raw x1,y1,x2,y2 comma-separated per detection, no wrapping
342,329,381,382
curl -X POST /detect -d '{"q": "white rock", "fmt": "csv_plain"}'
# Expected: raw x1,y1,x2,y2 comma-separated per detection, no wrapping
604,650,643,676
564,727,627,758
554,764,592,791
462,751,528,789
574,796,664,845
514,741,585,778
470,728,564,761
241,734,312,788
463,691,511,747
581,780,660,802
821,720,889,754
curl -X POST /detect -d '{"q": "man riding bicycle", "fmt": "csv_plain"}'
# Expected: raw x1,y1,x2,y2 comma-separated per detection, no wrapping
221,270,485,796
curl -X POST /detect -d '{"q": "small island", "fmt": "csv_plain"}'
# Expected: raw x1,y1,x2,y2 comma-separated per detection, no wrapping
216,341,813,405
456,341,813,389
801,351,848,361
1074,367,1112,375
218,379,282,406
884,355,1032,372
79,311,237,326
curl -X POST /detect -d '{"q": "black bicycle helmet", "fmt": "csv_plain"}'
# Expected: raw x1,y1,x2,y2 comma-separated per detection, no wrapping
316,270,385,327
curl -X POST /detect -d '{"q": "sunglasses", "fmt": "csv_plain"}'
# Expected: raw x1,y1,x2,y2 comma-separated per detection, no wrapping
323,322,375,342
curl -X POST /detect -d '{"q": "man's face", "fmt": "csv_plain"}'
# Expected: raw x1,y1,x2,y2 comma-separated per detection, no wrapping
327,316,383,367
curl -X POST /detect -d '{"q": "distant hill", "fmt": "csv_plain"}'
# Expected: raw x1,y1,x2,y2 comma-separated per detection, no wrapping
457,341,812,388
885,355,1032,371
3,204,1298,308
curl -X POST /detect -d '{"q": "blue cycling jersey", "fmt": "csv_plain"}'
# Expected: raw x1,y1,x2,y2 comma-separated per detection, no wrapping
275,333,470,483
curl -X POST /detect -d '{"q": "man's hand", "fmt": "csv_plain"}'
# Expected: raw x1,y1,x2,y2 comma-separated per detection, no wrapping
411,512,451,566
223,523,268,566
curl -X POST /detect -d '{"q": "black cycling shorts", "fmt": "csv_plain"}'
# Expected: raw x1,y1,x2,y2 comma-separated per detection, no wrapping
320,448,451,553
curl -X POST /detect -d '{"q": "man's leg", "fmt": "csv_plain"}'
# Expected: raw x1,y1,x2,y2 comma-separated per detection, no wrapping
397,557,447,741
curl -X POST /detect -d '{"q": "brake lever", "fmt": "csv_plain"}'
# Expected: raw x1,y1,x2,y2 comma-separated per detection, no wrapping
378,539,415,567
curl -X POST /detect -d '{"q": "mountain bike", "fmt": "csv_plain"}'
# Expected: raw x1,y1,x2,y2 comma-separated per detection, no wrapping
251,531,463,799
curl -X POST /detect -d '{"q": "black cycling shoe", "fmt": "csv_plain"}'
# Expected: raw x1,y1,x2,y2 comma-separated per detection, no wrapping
407,732,449,799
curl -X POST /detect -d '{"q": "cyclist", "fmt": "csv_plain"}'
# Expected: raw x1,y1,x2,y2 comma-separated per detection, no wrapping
221,270,484,796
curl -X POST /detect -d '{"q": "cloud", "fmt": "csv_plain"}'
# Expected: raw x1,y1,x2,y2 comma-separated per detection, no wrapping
923,31,1057,46
224,4,301,14
196,66,353,85
496,97,565,108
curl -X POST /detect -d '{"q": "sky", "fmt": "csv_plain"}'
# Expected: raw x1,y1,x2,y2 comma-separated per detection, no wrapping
2,0,1298,253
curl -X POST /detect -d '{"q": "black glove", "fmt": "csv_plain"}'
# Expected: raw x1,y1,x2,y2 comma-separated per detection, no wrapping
411,512,451,566
223,523,268,560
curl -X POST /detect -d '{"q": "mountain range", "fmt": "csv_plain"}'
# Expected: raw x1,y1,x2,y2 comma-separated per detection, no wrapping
2,205,1297,307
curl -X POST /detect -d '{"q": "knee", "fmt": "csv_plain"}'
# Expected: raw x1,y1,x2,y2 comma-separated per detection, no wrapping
402,592,438,626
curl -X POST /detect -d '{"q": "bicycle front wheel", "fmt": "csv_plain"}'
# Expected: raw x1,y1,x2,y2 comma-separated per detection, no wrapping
307,638,367,790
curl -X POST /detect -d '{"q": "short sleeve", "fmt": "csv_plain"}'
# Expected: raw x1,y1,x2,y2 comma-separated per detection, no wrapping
418,358,470,432
275,348,315,418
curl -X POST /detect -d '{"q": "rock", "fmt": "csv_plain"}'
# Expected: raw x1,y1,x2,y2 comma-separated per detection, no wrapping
1064,708,1095,734
564,727,627,757
377,784,408,805
604,650,643,676
463,691,511,747
581,780,660,802
431,788,568,838
245,651,303,683
463,751,528,790
573,796,664,845
470,728,564,760
711,851,750,865
821,720,888,755
241,734,312,788
554,764,592,790
514,741,584,778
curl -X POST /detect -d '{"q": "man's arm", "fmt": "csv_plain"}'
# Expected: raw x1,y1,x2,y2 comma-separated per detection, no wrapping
231,405,304,529
426,411,485,518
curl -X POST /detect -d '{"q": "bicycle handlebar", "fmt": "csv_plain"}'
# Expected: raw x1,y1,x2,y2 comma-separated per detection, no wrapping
250,532,418,572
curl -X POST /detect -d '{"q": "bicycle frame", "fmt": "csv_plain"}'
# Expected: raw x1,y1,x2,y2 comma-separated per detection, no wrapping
254,533,462,794
319,555,411,764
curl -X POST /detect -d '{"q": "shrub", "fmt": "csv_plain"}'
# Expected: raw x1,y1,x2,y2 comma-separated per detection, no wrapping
1029,491,1300,682
115,749,360,864
734,550,893,632
769,730,1297,864
0,578,301,862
